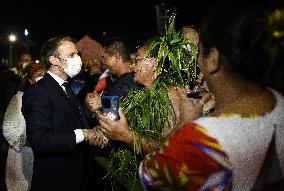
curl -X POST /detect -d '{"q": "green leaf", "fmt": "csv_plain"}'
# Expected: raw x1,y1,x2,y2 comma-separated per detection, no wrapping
170,38,181,44
94,156,110,170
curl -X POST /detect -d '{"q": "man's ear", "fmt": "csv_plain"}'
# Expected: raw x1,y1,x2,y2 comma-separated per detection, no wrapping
49,55,60,66
149,58,157,72
207,48,220,74
149,58,158,78
115,53,122,61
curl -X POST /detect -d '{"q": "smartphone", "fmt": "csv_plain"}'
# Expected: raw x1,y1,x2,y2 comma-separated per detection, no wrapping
101,95,119,120
186,86,206,99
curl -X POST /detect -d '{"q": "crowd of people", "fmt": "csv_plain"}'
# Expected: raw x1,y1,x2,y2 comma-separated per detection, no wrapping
1,1,284,191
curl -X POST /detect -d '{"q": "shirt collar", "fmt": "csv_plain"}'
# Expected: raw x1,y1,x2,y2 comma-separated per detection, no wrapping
47,71,66,86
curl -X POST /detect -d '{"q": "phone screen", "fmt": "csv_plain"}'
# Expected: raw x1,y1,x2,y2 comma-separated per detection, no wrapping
101,96,119,120
102,97,111,108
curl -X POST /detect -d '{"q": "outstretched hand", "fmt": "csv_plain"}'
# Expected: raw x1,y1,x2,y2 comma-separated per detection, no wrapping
96,108,132,142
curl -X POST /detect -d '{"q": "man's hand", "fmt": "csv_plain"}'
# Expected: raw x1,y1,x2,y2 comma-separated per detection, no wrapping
84,92,102,112
88,128,109,148
96,109,132,142
83,128,109,148
169,86,212,128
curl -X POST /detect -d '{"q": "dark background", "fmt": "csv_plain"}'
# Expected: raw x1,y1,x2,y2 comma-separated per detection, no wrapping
0,0,281,61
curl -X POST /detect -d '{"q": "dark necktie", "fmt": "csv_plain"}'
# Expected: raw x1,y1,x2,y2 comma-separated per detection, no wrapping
62,82,86,126
62,82,79,104
62,82,82,115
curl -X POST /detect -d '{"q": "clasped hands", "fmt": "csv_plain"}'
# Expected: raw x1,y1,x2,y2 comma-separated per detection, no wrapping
81,108,130,148
82,127,109,148
84,109,132,146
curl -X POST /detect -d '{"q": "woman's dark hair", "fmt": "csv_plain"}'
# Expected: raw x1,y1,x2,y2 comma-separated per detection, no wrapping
199,2,271,84
40,35,76,68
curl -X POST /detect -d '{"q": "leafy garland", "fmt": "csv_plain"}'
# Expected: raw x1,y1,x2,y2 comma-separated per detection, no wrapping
100,79,175,190
99,13,198,190
146,17,198,87
121,79,176,155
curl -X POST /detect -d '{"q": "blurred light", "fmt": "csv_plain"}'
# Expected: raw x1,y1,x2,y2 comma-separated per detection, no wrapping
8,34,17,42
273,30,284,38
35,60,40,63
25,29,29,36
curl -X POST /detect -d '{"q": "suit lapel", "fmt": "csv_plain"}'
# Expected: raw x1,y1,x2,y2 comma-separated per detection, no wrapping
41,74,88,128
43,74,73,106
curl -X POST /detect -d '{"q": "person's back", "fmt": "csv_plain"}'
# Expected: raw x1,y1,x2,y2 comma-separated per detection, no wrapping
194,88,284,190
196,3,284,189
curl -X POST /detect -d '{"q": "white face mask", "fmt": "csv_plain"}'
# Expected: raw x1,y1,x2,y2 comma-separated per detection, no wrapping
34,76,43,82
64,56,82,78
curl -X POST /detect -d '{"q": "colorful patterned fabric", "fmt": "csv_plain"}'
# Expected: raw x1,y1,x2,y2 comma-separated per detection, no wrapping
139,123,233,191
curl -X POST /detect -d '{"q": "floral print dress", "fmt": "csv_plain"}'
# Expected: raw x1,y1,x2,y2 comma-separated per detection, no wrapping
139,123,233,191
139,89,284,191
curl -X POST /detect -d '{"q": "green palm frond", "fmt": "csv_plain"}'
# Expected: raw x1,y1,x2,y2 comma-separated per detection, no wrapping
146,14,198,87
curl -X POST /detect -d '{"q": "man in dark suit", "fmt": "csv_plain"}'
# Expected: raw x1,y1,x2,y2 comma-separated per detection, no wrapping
21,36,103,191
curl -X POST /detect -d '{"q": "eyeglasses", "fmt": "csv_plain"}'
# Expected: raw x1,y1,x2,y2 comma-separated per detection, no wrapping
135,57,149,63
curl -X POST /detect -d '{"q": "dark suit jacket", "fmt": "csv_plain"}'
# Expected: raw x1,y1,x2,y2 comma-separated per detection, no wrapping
22,73,92,191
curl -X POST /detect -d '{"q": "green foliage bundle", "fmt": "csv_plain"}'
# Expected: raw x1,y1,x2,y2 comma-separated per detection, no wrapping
121,79,175,155
104,79,175,190
146,16,198,87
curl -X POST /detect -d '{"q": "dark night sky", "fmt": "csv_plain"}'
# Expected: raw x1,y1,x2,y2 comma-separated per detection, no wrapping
0,0,280,59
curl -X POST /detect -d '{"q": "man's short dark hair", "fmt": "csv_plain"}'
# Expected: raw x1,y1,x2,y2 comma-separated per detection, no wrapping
41,35,76,68
103,37,131,62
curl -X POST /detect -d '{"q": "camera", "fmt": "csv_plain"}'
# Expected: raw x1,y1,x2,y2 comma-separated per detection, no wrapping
101,95,119,120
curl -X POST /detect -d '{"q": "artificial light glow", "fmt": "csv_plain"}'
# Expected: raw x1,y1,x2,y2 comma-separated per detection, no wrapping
25,29,29,36
35,60,40,63
8,34,17,42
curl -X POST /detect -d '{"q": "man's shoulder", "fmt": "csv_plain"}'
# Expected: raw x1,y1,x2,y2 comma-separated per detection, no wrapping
23,75,54,99
23,82,44,101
